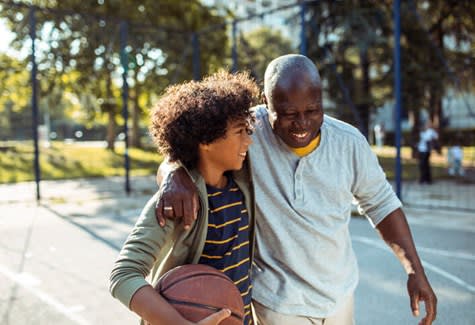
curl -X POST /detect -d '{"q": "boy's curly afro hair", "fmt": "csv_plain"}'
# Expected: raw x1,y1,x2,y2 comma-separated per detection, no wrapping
149,70,260,169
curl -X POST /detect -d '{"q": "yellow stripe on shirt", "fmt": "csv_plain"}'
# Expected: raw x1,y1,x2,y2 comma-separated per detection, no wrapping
234,274,249,286
207,191,223,197
205,234,238,245
240,284,253,297
210,201,243,213
201,241,250,259
221,257,250,272
207,217,240,228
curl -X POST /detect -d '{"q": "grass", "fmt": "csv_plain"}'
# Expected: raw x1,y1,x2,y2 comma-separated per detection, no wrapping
0,141,162,184
0,141,473,184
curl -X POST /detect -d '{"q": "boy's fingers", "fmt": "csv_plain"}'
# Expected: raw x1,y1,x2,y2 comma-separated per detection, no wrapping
198,309,231,325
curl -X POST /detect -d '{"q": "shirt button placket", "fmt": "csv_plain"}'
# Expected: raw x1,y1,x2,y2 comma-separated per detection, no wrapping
295,161,304,201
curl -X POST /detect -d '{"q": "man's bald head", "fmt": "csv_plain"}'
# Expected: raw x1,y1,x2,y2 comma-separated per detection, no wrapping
264,54,321,103
262,54,324,148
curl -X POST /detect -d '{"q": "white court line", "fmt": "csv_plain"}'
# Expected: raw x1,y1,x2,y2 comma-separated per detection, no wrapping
416,247,475,262
0,265,91,325
352,236,475,294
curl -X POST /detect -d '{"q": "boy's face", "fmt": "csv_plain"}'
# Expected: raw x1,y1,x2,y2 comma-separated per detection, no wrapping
267,80,323,148
203,119,253,172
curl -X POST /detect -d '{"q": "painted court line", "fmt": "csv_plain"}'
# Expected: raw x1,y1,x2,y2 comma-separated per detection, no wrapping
416,246,475,262
0,265,91,325
352,236,475,294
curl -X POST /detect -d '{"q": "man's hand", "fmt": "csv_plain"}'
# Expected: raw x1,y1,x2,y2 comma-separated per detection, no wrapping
155,167,199,229
376,209,437,325
408,272,437,325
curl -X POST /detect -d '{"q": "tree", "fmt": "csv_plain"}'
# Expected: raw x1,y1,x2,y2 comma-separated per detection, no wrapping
0,54,30,139
306,1,392,138
0,0,228,149
304,0,474,144
237,27,295,83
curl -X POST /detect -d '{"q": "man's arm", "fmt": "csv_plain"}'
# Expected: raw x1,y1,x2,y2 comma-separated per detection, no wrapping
155,163,199,229
376,208,437,325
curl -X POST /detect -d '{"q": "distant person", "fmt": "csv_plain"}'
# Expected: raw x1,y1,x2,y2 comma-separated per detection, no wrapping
417,121,440,184
156,54,437,325
374,123,385,148
448,144,464,176
109,71,259,325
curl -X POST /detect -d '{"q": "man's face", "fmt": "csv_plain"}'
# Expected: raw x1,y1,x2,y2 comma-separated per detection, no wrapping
267,81,323,148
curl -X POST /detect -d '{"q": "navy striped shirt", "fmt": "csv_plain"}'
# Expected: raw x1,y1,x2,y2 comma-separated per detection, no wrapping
199,175,253,325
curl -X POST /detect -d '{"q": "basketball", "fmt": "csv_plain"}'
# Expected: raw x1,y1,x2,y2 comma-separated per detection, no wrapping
153,264,245,325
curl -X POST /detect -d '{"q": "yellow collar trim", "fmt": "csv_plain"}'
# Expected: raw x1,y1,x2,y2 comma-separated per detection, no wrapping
290,133,321,157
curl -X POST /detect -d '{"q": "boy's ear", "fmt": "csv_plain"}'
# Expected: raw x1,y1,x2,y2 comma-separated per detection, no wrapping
199,143,209,151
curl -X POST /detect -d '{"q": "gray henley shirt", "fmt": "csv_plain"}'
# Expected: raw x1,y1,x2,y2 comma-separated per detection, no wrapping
249,106,402,317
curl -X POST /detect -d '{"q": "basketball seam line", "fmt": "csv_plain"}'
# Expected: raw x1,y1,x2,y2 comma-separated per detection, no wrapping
159,272,232,292
166,298,243,321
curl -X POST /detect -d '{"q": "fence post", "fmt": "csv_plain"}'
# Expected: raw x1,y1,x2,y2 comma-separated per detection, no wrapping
120,21,130,194
192,32,201,80
300,2,307,56
393,0,402,199
29,6,41,201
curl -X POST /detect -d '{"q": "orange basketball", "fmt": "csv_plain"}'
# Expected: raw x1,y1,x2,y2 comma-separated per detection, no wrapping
153,264,245,325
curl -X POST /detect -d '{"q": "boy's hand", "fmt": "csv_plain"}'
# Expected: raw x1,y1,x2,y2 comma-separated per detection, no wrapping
196,309,231,325
155,167,199,229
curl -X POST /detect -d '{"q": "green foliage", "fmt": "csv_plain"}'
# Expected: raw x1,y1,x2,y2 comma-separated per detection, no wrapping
0,0,229,147
238,27,295,83
1,0,473,151
305,0,475,133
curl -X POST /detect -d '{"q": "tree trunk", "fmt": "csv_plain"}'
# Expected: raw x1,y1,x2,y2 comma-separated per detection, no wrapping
359,47,370,139
429,20,445,130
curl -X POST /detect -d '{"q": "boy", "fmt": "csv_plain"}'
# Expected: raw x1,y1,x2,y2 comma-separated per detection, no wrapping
109,71,259,325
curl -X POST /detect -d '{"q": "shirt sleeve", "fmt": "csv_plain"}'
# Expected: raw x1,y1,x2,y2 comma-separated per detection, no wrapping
109,192,177,308
351,136,402,226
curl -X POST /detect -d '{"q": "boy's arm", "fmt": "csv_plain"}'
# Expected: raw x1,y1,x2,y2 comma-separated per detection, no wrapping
110,195,229,325
155,162,199,229
376,208,437,325
130,285,230,325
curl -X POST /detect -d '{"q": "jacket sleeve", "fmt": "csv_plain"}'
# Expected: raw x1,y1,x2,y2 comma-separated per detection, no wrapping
109,192,178,309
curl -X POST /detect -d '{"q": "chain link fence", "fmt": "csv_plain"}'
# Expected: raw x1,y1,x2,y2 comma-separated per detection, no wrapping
1,0,474,210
